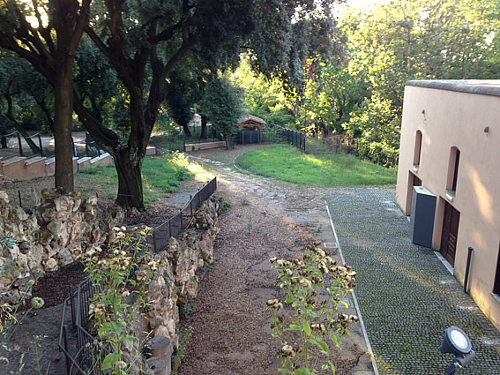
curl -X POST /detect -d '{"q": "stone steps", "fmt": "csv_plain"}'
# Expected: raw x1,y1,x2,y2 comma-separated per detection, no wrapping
0,146,157,180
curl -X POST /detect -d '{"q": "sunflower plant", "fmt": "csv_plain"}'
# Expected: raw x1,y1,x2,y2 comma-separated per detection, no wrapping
268,242,359,375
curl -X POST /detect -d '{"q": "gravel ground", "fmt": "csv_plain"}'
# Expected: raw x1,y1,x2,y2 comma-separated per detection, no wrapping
327,188,500,375
178,146,374,375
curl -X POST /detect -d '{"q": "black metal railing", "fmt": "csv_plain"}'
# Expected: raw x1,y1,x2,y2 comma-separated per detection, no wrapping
59,177,217,374
262,125,306,152
59,278,105,375
152,177,217,252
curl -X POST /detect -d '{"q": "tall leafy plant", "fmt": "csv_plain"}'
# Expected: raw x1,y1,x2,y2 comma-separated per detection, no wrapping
268,242,359,374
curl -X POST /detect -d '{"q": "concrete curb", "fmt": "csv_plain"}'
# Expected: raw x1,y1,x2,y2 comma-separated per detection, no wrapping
325,202,380,375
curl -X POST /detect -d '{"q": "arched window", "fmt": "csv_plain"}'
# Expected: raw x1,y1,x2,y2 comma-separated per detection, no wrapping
413,130,422,167
446,147,460,193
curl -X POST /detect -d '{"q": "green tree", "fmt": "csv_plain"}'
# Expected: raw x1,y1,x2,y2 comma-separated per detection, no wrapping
1,0,340,208
298,58,369,136
231,58,295,128
0,0,91,192
79,0,339,208
339,0,499,165
199,77,242,149
164,68,204,137
0,47,54,150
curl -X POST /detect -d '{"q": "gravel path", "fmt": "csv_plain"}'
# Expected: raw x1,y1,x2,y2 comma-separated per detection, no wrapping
177,146,374,375
327,188,500,375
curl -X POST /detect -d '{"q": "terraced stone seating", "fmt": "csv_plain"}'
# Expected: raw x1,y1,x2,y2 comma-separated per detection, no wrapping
0,146,157,180
0,152,110,180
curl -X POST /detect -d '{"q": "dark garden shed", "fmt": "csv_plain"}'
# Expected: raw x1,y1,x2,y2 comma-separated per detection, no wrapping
238,114,265,144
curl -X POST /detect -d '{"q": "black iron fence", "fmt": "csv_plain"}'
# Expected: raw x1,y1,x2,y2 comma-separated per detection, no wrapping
0,130,47,158
59,177,217,374
0,131,102,159
152,177,217,251
59,278,105,375
305,135,359,155
262,125,306,152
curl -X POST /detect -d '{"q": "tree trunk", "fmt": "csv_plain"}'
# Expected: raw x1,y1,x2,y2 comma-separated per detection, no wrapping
200,115,208,139
114,150,144,209
53,62,75,192
35,97,55,133
181,121,191,137
51,0,91,193
225,135,231,150
1,135,7,149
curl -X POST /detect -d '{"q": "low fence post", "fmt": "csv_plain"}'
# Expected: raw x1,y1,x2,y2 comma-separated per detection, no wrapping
62,325,72,375
153,136,160,155
69,286,76,329
17,132,23,157
38,134,43,156
72,138,77,157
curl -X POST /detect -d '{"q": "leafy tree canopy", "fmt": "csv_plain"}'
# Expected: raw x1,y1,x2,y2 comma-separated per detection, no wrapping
0,0,340,207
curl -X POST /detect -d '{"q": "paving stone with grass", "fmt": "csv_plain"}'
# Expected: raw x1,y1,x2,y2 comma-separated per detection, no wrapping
327,188,500,375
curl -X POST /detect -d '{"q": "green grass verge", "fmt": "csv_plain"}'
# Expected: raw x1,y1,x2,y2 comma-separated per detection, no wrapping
76,153,193,204
235,144,397,187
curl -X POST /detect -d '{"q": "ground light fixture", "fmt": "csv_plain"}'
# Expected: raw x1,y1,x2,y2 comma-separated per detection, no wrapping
440,326,475,374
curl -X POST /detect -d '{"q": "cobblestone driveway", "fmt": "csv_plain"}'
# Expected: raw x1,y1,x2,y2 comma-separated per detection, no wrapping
327,188,500,375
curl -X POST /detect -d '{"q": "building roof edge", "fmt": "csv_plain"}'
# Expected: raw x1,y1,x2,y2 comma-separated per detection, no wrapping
406,80,500,97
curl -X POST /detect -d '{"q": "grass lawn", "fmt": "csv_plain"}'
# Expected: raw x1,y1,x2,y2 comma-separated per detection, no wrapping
235,144,397,186
76,153,211,204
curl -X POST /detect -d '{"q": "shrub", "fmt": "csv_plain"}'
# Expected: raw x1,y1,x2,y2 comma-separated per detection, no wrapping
268,242,359,374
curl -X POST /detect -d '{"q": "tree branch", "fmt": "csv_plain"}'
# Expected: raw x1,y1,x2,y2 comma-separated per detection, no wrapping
85,27,112,60
0,33,55,83
149,0,195,43
148,21,183,43
12,2,54,65
68,0,92,55
164,34,197,76
72,88,120,154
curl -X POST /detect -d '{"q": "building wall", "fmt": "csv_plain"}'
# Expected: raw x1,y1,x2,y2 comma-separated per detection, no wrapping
396,84,500,331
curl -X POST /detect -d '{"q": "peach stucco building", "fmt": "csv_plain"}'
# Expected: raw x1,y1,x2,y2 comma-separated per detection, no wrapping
396,80,500,331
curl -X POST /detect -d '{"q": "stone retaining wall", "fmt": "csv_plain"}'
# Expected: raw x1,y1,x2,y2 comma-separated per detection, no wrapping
126,196,221,374
0,189,124,304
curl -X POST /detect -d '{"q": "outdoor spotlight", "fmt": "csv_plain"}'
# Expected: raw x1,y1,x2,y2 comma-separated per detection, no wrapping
440,326,475,374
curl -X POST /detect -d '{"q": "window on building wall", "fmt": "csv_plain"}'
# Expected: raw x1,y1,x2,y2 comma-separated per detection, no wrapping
413,130,422,167
446,147,460,193
494,243,500,295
